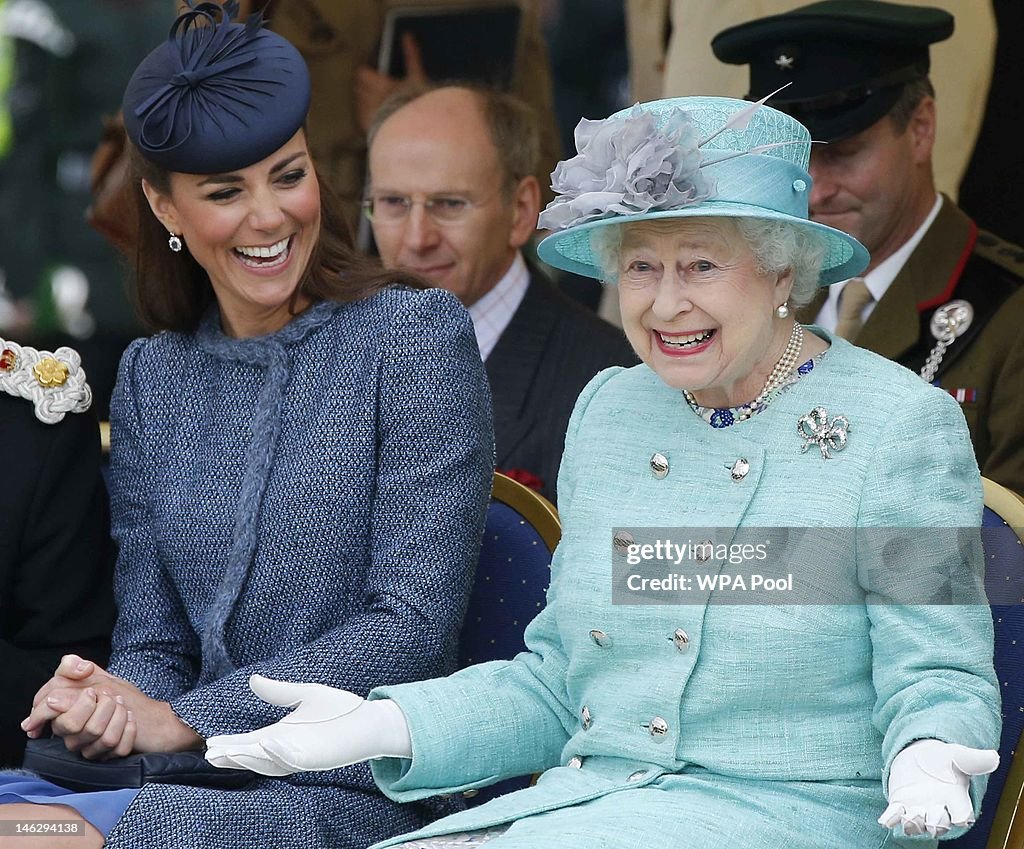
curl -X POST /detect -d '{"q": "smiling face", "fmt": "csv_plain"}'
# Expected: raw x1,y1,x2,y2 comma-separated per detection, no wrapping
808,100,936,271
367,87,539,306
615,218,796,408
142,130,321,338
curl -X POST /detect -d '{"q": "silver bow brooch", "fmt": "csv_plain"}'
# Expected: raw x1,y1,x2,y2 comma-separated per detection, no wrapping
798,407,851,459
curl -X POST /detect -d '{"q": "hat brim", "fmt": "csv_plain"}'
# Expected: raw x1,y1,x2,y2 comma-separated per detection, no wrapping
537,201,868,287
774,84,903,143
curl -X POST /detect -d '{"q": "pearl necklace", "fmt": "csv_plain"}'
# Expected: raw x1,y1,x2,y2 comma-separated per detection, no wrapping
682,323,805,428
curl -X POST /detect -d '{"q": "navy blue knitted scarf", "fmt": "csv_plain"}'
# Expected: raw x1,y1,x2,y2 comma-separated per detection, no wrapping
194,299,340,677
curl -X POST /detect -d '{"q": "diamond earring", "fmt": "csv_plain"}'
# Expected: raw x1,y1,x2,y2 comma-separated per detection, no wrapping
168,233,183,253
776,302,790,319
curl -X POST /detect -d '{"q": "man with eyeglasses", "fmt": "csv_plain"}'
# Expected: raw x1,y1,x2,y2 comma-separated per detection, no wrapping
366,85,635,503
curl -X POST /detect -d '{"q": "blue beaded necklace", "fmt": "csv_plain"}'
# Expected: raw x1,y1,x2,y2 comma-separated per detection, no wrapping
683,352,825,428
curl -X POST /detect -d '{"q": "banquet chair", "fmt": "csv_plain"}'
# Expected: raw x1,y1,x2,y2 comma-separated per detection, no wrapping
457,471,560,803
950,477,1024,849
459,472,560,667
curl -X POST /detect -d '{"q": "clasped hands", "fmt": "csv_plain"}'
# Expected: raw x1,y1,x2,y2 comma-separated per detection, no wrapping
22,654,202,759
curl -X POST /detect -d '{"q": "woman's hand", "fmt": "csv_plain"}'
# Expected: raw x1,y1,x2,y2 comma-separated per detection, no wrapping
205,675,411,775
23,654,203,756
878,739,1000,837
23,654,111,740
26,654,101,726
37,687,137,760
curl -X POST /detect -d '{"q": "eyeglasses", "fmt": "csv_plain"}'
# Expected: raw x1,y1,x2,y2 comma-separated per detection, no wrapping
362,192,497,225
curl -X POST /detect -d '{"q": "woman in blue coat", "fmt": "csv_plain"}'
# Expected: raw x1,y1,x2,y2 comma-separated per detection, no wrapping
206,96,1000,848
5,3,493,847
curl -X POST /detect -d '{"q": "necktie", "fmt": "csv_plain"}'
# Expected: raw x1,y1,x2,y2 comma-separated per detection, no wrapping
834,277,873,340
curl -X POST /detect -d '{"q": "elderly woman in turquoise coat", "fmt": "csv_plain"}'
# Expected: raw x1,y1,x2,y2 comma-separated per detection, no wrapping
206,96,1001,848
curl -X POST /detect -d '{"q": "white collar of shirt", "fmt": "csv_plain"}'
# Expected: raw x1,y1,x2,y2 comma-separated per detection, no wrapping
816,194,943,331
467,252,530,361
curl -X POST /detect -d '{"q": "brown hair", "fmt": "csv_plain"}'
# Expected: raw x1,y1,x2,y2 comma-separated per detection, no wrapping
367,83,540,197
127,143,425,333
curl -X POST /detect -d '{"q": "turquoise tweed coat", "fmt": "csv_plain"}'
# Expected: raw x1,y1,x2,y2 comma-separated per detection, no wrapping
369,332,1000,849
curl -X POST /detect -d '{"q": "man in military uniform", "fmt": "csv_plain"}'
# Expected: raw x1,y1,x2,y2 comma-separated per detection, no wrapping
0,338,114,767
712,0,1024,496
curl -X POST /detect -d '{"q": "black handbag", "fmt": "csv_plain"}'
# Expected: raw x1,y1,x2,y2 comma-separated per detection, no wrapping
22,738,255,793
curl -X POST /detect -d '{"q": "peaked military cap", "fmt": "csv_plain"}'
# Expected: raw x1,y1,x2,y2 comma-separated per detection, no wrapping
711,0,953,141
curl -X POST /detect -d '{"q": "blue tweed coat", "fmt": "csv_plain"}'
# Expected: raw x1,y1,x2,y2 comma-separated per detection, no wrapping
102,288,494,848
369,332,1000,849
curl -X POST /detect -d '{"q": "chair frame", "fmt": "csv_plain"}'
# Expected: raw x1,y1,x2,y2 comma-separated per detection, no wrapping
980,477,1024,849
994,749,1024,849
460,473,558,801
491,472,560,552
984,478,1024,523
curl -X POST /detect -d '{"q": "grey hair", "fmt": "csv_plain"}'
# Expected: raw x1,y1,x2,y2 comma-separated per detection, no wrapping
590,226,624,287
589,217,827,307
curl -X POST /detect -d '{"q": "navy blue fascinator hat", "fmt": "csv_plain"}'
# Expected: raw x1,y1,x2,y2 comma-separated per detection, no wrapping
123,1,311,174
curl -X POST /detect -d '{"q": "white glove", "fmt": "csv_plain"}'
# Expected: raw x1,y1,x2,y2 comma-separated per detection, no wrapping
204,675,412,776
878,739,999,837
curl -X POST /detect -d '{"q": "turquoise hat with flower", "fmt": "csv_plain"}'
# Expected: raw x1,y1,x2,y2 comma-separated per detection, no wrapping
536,94,868,286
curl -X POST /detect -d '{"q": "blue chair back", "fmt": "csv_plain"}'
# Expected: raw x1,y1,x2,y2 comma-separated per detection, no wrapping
950,478,1024,849
459,473,559,667
457,472,559,803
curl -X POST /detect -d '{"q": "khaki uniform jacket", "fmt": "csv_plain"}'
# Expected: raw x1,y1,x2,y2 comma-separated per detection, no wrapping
798,197,1024,497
